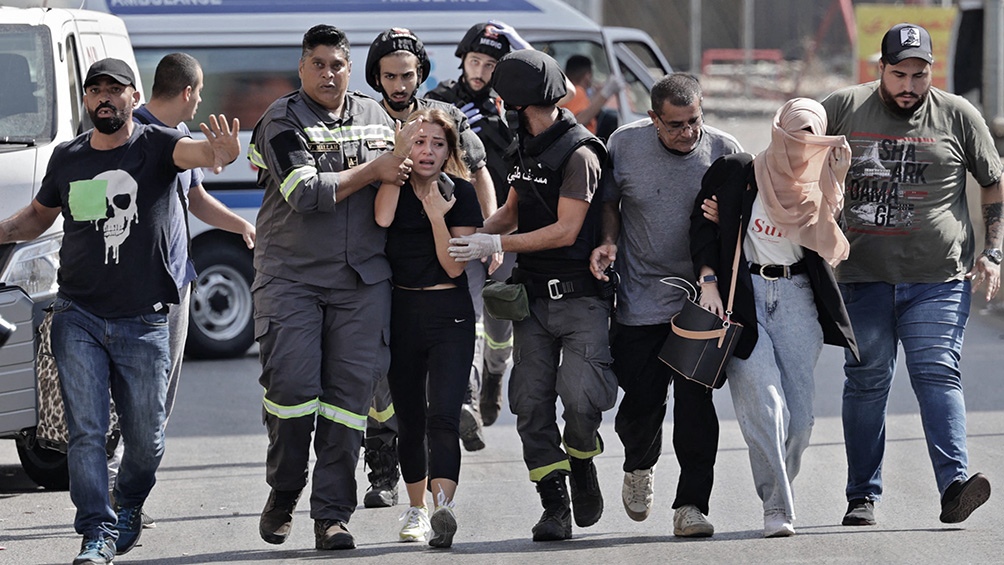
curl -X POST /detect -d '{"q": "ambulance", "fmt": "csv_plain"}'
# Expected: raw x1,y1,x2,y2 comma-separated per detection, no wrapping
81,0,673,359
0,1,144,489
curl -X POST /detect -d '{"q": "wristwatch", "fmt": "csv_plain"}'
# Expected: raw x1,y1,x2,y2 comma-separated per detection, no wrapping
982,248,1003,265
700,274,718,285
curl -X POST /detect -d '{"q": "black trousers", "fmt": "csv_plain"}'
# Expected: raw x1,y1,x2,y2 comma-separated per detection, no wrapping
387,287,475,484
612,322,719,515
953,8,983,99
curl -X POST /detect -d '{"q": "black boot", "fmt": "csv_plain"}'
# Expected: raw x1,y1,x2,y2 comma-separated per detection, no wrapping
259,488,302,544
480,371,504,427
532,473,572,541
460,403,486,451
362,438,400,508
569,457,603,527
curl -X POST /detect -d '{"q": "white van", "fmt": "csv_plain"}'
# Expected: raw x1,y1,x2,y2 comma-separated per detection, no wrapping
81,0,673,359
0,2,144,489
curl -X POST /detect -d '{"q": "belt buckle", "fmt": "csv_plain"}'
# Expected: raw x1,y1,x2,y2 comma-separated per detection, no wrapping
547,279,563,300
758,264,779,281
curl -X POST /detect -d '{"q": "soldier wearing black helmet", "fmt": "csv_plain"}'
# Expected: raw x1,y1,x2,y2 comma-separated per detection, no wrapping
448,50,616,543
365,27,492,207
427,21,527,442
427,21,524,222
357,27,496,510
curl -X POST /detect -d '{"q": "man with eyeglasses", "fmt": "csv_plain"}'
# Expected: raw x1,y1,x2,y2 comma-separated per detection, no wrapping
589,72,741,537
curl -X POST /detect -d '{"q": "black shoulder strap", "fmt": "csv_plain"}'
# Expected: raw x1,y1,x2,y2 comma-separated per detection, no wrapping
537,124,605,171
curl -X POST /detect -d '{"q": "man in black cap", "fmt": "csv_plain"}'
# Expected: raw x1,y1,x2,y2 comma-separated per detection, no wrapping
448,49,616,542
0,57,239,565
821,22,1001,527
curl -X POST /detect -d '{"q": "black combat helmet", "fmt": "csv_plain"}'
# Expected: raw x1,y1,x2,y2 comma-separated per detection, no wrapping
365,28,431,93
491,50,567,107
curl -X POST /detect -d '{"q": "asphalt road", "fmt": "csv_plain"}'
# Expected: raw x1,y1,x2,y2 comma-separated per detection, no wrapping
2,294,1003,565
3,114,1003,564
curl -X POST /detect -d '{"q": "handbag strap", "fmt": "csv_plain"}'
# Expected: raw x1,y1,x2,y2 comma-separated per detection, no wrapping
659,276,698,302
673,215,744,348
672,323,727,341
723,219,743,326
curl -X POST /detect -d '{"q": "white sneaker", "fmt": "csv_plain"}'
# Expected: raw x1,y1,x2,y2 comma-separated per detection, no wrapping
622,467,655,521
673,504,714,537
398,506,430,542
763,512,795,538
429,487,457,548
429,505,457,548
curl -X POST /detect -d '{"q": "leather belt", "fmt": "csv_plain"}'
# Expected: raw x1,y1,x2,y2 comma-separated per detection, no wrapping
749,261,807,280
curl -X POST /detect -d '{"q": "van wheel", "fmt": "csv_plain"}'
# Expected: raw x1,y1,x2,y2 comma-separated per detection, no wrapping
186,242,254,359
16,430,69,491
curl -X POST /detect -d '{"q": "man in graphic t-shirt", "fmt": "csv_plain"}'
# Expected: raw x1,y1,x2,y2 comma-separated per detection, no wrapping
821,23,1002,528
0,58,239,565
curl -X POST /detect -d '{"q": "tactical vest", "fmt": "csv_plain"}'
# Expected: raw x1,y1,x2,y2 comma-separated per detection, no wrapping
510,111,606,278
427,79,513,203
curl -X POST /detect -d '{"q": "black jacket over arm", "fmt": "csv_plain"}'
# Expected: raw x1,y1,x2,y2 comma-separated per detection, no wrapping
689,152,859,361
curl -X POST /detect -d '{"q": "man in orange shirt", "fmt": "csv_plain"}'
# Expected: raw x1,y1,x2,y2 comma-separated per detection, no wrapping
562,54,623,137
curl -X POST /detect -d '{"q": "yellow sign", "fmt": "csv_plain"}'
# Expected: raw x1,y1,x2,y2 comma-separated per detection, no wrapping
855,4,956,90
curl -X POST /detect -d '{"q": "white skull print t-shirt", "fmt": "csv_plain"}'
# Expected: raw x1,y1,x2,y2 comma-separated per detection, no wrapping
36,123,186,317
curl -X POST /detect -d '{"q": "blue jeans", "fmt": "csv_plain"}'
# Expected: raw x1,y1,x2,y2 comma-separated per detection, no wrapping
839,281,971,502
727,273,822,521
51,297,170,540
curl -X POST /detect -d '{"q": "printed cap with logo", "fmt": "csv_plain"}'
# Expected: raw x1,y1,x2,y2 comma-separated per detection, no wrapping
881,23,934,65
455,23,511,61
84,58,136,88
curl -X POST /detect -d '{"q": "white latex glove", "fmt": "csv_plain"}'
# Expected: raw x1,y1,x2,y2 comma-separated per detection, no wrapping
488,19,532,50
460,102,484,134
600,76,625,99
448,233,502,261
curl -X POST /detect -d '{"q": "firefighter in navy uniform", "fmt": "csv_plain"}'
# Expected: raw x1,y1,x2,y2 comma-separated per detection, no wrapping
249,24,419,551
358,26,495,507
448,50,617,542
427,22,519,432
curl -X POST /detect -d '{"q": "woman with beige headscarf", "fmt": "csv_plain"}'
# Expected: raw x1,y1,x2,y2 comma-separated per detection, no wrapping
689,98,860,537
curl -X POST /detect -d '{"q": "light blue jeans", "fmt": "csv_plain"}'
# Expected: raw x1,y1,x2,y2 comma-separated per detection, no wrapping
726,273,822,521
839,281,971,501
51,296,170,540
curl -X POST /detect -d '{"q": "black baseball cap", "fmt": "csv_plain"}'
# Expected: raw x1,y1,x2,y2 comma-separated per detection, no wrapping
881,23,934,65
83,58,136,88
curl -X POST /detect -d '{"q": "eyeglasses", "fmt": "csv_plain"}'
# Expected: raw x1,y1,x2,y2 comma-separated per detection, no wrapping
656,112,703,136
